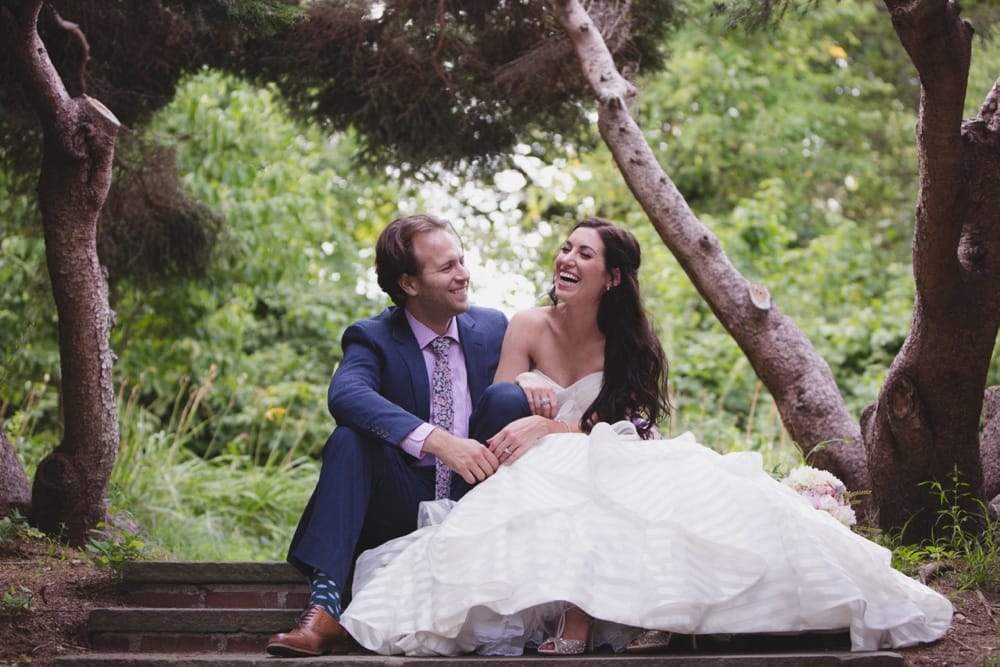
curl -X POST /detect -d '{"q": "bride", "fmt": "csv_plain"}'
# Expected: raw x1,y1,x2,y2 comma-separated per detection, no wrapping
339,218,952,656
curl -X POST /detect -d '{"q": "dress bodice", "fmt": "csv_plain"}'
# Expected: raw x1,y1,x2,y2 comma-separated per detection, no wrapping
529,370,602,423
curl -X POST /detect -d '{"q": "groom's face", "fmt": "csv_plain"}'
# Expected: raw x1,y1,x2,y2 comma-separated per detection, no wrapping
399,229,471,328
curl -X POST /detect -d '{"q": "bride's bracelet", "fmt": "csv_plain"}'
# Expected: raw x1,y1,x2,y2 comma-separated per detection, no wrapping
555,419,572,433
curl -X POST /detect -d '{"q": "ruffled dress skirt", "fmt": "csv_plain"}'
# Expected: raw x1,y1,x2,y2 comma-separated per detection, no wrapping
340,423,952,655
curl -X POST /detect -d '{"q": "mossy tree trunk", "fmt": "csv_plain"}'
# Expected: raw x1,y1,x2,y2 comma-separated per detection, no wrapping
861,0,1000,541
1,0,121,545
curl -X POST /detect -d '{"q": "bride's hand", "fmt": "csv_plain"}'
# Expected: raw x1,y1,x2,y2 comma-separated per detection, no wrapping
516,372,558,419
487,415,566,465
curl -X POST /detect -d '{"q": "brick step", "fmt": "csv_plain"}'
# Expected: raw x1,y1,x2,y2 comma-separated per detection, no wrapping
120,561,309,610
87,608,298,653
60,561,903,666
54,651,906,666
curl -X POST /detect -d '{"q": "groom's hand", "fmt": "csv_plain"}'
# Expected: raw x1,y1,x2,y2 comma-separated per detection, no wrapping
422,428,499,484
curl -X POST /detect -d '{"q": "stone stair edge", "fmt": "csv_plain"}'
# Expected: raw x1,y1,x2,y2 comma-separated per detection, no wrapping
51,650,905,667
89,607,299,632
123,561,307,585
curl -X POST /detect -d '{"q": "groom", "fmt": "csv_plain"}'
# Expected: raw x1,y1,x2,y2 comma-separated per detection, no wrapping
266,214,528,657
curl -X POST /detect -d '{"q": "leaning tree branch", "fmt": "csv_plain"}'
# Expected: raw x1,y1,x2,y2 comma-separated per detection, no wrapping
548,0,871,495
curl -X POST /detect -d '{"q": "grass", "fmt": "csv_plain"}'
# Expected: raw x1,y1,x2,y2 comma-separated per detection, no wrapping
106,373,320,561
879,468,1000,592
8,373,320,562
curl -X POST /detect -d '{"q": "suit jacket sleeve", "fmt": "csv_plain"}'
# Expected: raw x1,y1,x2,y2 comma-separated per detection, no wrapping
326,308,427,447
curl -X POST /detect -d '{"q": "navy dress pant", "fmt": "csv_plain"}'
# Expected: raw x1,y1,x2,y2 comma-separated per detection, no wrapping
287,382,529,596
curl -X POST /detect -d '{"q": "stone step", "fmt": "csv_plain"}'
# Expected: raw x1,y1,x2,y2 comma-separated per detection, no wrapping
120,561,309,610
62,561,904,666
54,651,906,666
87,608,298,653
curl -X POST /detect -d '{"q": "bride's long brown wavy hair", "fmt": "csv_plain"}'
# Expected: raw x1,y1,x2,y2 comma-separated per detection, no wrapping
549,218,671,437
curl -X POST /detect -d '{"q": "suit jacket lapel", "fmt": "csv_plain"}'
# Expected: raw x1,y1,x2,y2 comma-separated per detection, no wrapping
390,307,431,421
457,312,489,403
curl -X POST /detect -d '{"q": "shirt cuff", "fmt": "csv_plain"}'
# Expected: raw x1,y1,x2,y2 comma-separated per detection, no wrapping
402,422,436,461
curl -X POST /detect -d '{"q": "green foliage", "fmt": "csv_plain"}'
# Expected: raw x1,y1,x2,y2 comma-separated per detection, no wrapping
108,372,319,560
0,585,34,618
0,511,44,552
0,170,59,425
881,469,1000,591
108,70,405,460
86,523,147,577
923,472,1000,591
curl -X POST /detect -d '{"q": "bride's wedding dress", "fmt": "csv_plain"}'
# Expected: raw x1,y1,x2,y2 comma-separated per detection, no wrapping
339,371,952,656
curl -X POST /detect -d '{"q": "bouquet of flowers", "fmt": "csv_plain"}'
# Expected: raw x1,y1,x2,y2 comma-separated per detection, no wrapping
781,465,857,528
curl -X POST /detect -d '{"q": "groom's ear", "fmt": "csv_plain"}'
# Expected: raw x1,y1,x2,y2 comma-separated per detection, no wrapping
399,273,419,297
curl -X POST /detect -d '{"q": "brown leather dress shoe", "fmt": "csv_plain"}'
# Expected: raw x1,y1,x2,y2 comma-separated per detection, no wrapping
266,605,354,657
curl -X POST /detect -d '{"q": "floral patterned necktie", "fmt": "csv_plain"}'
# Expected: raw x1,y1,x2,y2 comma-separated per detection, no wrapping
429,336,454,499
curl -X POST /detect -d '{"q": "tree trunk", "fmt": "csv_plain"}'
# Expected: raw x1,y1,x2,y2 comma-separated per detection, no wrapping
1,1,121,545
863,1,1000,541
549,0,871,498
980,386,1000,518
0,425,32,518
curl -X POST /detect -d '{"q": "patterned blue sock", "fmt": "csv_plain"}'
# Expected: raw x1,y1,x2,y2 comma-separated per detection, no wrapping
308,570,342,620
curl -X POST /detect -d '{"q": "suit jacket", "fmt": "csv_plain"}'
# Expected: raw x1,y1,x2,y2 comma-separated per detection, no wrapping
327,305,508,451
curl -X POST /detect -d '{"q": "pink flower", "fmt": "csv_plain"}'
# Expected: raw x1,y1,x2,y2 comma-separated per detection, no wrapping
782,465,857,527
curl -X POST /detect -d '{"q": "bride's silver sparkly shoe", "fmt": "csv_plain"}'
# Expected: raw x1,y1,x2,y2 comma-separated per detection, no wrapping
625,629,673,653
537,608,594,655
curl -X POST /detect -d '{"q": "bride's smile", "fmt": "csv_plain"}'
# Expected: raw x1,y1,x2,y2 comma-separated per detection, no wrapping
553,227,610,302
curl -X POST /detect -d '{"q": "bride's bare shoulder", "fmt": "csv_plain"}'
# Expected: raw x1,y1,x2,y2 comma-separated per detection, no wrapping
509,306,553,331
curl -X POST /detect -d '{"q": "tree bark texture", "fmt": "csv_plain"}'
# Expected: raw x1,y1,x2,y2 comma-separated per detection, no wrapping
0,425,32,518
549,0,871,499
864,0,1000,540
1,0,121,545
982,386,1000,517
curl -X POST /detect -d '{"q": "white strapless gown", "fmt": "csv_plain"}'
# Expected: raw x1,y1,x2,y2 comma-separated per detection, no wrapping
340,372,952,655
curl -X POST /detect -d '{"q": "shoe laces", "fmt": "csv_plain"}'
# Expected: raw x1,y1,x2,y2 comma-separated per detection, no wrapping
297,605,321,625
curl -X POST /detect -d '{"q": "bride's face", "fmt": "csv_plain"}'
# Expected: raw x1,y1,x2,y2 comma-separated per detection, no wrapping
553,227,609,304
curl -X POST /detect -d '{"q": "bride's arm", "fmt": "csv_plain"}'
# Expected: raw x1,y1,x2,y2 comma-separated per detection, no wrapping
494,309,559,419
493,310,535,383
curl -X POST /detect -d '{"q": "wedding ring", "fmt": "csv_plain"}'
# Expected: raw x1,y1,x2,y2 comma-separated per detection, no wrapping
504,447,512,455
540,398,551,406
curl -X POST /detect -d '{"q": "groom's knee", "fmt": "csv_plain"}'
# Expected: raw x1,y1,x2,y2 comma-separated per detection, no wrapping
470,382,530,440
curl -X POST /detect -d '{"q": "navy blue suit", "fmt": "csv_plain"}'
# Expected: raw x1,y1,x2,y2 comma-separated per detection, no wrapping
287,305,526,593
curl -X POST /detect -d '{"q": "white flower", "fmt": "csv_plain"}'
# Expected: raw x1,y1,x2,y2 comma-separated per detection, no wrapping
782,465,857,527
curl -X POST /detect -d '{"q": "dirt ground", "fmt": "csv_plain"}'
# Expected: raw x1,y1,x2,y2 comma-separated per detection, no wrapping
1,534,998,666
